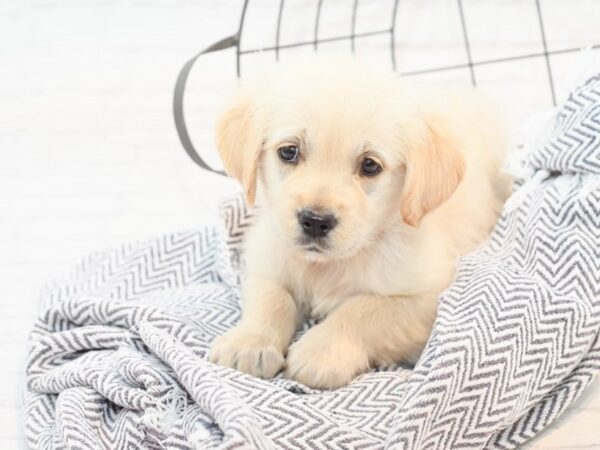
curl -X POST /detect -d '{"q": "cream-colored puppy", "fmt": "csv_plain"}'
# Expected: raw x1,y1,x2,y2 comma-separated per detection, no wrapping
209,57,510,389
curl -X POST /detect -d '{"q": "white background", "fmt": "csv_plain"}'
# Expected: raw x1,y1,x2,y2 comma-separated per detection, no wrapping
2,0,600,448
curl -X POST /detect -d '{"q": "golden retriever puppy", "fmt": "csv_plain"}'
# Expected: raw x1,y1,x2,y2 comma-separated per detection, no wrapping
209,57,510,389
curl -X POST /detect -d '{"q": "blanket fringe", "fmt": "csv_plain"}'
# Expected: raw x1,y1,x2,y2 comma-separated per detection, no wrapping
141,388,188,446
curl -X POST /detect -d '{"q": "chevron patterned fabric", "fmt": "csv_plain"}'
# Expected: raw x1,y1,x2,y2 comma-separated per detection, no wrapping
24,76,600,449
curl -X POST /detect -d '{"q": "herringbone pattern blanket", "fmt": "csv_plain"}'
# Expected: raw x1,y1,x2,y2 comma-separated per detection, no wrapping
24,76,600,449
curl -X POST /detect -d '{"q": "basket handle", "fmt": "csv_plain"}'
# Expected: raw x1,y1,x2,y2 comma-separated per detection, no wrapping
173,35,239,176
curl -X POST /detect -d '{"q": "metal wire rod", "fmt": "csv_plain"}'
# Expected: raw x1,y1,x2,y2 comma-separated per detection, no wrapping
535,0,557,105
239,29,391,54
457,0,476,86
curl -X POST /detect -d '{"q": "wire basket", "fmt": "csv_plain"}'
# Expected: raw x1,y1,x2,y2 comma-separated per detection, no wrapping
174,0,600,175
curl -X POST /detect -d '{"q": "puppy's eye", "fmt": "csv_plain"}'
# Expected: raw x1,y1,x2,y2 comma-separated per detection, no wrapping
278,145,300,164
361,157,383,176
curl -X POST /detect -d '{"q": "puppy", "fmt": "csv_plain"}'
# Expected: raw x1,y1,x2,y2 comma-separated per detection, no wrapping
209,57,510,389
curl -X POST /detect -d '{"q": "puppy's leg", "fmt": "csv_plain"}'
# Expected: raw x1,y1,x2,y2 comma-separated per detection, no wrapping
285,294,436,389
210,276,299,378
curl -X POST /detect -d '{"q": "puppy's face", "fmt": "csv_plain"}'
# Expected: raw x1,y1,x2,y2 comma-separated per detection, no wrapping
259,109,405,261
216,59,464,261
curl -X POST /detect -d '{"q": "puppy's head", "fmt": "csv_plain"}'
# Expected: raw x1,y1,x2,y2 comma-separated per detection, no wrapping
216,58,464,261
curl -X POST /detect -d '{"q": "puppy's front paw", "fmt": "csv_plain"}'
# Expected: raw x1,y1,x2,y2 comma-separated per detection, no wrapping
285,324,370,389
209,326,284,379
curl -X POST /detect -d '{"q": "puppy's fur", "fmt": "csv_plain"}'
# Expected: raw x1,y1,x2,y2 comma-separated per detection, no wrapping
209,58,510,389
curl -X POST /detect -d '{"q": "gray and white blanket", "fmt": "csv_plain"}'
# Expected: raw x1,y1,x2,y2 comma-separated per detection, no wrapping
25,76,600,449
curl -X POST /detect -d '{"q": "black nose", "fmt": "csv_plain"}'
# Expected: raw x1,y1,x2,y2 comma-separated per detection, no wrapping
298,210,337,239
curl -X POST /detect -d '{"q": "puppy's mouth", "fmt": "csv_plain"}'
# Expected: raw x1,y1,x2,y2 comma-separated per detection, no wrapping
304,244,324,253
296,236,329,255
294,232,366,261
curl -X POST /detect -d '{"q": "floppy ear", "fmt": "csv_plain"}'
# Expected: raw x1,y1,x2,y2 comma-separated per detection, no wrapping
215,90,264,206
400,116,466,227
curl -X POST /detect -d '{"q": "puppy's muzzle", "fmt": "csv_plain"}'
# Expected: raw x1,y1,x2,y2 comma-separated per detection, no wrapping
297,210,337,239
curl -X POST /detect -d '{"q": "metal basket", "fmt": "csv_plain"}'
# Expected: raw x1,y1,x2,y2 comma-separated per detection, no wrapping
174,0,599,175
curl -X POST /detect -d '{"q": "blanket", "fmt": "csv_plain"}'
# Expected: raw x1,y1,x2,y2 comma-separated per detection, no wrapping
24,75,600,449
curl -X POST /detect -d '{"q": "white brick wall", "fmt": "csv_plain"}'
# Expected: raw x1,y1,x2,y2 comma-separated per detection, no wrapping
1,1,599,448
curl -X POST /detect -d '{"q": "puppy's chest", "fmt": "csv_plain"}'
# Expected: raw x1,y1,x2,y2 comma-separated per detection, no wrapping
284,250,430,318
286,266,356,318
